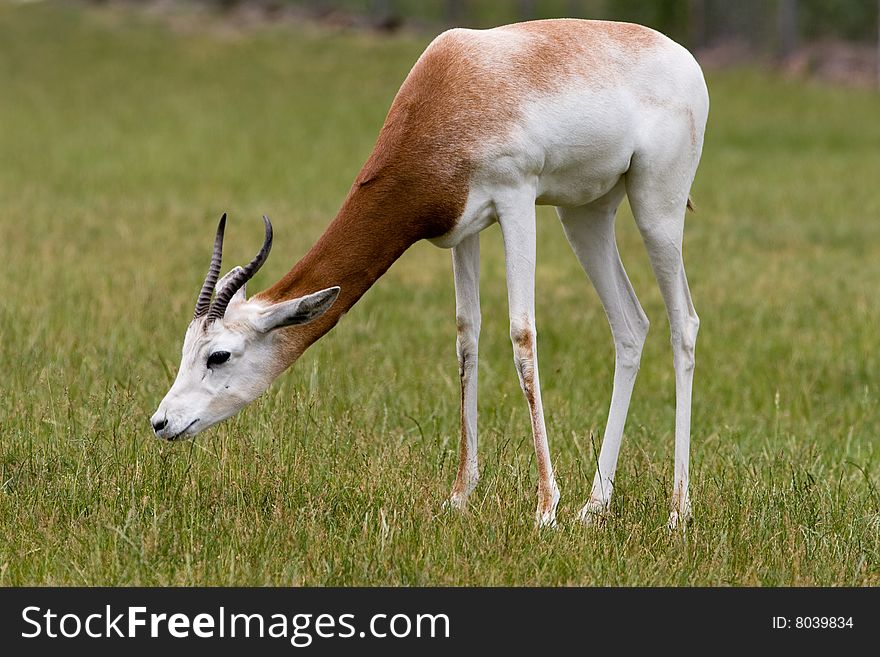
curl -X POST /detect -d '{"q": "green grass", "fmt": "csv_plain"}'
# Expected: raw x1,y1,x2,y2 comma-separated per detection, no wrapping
0,2,878,586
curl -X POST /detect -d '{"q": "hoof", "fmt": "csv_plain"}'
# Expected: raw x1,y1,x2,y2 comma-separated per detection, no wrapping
535,510,557,529
578,499,610,527
667,500,692,531
443,493,469,512
535,484,561,528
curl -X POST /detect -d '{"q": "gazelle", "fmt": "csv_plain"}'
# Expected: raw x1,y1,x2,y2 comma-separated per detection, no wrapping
152,19,708,529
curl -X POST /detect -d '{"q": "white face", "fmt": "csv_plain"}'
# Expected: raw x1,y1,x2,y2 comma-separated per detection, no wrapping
151,283,339,440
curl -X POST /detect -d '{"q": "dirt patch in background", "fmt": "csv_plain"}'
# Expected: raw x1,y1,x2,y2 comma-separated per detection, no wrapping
697,38,880,88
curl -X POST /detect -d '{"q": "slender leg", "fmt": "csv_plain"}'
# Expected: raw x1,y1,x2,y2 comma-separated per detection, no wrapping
556,182,650,523
498,194,560,527
448,234,481,509
627,167,700,530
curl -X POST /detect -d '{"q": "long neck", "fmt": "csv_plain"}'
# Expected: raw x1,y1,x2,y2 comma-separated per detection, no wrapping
255,175,462,368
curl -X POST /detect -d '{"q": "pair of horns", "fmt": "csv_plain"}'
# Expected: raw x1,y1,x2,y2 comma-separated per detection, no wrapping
193,213,273,324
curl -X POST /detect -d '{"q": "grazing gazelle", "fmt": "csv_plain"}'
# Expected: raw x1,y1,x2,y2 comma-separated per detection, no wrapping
152,19,708,529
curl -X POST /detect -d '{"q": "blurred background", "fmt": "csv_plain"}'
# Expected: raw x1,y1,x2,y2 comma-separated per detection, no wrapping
83,0,880,86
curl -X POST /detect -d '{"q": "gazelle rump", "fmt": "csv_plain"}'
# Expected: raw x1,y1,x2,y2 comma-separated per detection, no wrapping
152,19,708,529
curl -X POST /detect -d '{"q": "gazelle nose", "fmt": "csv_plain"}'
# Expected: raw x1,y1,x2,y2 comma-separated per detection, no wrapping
152,417,168,434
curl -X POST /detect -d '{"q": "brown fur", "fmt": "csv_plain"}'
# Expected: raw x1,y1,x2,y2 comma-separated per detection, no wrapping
510,324,536,412
498,19,660,90
357,20,663,188
254,179,456,364
510,322,555,510
255,20,665,367
365,21,661,171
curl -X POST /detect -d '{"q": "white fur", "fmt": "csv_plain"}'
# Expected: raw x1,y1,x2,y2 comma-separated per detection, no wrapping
432,29,708,528
151,283,338,440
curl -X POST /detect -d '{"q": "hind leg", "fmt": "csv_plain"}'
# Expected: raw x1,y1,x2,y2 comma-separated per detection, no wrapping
626,158,701,530
557,181,650,523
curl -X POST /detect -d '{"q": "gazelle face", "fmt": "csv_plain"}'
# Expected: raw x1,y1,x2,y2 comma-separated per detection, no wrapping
151,306,268,440
150,213,339,440
150,288,338,440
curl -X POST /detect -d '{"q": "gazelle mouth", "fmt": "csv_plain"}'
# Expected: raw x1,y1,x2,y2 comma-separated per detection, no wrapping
167,418,200,441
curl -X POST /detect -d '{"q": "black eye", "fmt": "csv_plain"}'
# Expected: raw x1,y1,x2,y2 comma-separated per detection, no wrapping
207,351,231,367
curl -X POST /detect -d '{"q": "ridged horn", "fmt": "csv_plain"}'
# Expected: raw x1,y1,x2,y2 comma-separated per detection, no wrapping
193,213,227,320
206,215,273,324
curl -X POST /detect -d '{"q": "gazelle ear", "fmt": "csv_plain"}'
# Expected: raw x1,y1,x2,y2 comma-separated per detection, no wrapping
254,286,341,333
215,267,247,306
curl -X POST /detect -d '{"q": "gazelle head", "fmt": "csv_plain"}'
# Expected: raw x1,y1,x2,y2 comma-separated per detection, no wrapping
150,214,339,440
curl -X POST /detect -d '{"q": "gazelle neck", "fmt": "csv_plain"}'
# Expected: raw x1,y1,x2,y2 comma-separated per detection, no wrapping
255,175,463,368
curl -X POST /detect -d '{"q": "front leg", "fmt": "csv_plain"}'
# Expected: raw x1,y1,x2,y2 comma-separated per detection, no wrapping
448,234,481,509
499,196,560,527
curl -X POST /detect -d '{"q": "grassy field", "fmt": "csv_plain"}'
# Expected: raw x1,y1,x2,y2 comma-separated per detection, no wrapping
0,2,878,586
